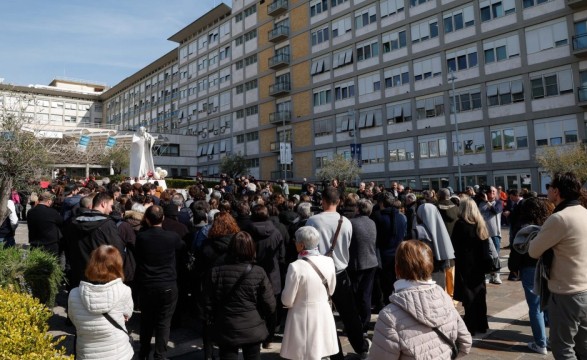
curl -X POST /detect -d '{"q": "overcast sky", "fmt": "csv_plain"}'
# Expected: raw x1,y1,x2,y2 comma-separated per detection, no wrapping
0,0,229,87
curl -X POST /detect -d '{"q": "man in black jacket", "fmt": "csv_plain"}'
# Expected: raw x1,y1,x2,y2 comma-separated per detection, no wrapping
27,192,63,256
63,192,125,289
135,205,184,360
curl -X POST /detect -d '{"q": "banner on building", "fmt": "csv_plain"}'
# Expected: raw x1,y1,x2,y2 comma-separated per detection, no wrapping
77,135,90,152
105,136,117,150
280,142,292,165
350,143,362,167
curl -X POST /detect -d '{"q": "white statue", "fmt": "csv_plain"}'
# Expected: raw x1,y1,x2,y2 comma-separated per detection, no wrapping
130,127,155,179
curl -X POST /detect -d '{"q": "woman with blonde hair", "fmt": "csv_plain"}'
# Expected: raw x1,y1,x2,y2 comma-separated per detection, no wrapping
369,240,471,359
68,245,134,359
452,197,490,335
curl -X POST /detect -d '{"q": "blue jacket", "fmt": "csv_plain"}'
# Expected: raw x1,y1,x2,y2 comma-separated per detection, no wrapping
372,207,407,259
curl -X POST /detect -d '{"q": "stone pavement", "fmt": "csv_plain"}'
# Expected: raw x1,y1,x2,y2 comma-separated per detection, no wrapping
14,223,554,359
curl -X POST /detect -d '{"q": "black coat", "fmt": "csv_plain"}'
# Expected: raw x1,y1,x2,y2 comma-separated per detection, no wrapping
248,220,284,294
135,226,184,289
27,204,63,253
452,219,486,304
204,262,275,346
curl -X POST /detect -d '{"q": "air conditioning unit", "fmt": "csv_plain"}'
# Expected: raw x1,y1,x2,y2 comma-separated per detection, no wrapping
208,155,214,159
187,115,192,120
201,132,207,138
214,129,219,135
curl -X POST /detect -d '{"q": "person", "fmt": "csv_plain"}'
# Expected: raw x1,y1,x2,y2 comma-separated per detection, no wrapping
68,245,134,360
437,188,460,300
306,186,370,360
452,198,490,335
130,126,155,179
412,203,455,289
134,205,184,360
0,198,19,248
529,172,587,359
478,186,503,284
27,191,63,256
280,226,338,360
202,231,276,360
509,197,552,355
64,192,126,289
368,240,472,359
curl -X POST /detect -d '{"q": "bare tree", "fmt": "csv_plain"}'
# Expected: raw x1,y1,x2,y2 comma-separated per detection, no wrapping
0,90,51,223
317,154,362,185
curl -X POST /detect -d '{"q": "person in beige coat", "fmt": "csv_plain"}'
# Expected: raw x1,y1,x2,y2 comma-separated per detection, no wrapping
369,240,472,360
280,226,338,360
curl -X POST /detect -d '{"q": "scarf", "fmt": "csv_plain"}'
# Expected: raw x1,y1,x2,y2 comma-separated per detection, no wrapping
298,248,321,258
394,278,436,292
415,203,455,262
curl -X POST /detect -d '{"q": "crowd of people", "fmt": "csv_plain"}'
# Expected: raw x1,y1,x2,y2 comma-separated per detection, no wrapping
3,171,587,359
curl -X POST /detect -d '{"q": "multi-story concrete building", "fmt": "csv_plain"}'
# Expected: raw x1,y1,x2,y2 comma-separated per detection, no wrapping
8,0,587,191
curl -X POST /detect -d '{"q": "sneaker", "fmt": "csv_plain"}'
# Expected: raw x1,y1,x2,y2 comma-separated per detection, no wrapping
485,275,490,284
528,341,547,355
491,274,502,284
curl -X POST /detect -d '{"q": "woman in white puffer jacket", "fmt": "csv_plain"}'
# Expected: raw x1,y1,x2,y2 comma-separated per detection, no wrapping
68,245,134,360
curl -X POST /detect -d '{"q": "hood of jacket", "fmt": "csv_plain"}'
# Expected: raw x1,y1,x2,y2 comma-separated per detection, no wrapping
72,210,111,233
390,283,454,328
63,195,81,208
78,278,125,314
124,210,144,222
249,220,278,238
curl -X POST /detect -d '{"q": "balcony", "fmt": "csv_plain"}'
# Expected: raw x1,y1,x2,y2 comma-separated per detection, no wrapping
270,141,281,152
268,53,290,69
578,86,587,107
269,110,291,124
269,81,291,96
268,0,288,16
573,34,587,57
268,25,289,43
568,0,587,8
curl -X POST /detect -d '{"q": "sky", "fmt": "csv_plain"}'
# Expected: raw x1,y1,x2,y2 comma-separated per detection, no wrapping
0,0,229,87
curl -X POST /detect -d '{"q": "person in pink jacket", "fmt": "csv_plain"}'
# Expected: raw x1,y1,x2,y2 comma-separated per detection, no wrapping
369,240,472,359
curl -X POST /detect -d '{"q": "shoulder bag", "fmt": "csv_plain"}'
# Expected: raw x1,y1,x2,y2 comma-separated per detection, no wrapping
325,214,343,257
102,312,133,346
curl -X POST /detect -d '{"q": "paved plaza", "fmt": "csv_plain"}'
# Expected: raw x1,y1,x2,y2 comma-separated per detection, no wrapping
13,223,554,359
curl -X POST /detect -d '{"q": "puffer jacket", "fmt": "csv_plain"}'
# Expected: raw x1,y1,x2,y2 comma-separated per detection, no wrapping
68,278,134,360
248,220,284,294
368,281,472,360
203,262,276,346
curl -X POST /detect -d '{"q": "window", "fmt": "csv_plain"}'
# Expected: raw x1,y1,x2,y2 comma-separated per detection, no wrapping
356,72,380,95
311,26,330,45
416,95,444,119
480,0,515,22
389,139,414,161
245,79,258,91
531,69,573,99
483,34,520,63
235,13,243,22
413,56,442,81
443,5,475,33
332,0,349,7
236,109,244,118
419,137,447,158
245,105,258,116
235,36,243,46
236,84,244,94
411,17,439,43
487,79,524,106
245,158,260,168
525,20,568,54
491,128,523,150
236,134,245,143
235,60,244,70
382,29,407,53
523,0,551,8
410,0,433,7
244,4,256,17
446,46,478,72
310,0,328,16
336,113,356,132
332,48,353,68
450,88,482,112
313,89,332,106
244,29,257,42
315,118,334,137
331,16,352,38
455,131,485,154
246,131,259,141
219,46,231,60
245,54,257,66
387,102,412,123
380,0,405,17
361,143,385,164
335,81,355,100
534,117,579,146
355,5,377,29
155,144,180,156
311,56,331,75
357,109,383,128
357,38,379,61
384,64,410,88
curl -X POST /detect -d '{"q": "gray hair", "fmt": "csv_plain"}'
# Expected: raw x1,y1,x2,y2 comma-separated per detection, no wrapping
172,193,185,207
406,193,417,203
131,202,147,213
357,199,373,216
297,202,312,219
438,188,451,200
295,226,320,250
211,190,222,200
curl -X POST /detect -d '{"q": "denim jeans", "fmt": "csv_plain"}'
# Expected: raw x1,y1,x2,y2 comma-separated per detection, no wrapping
491,235,501,255
520,266,547,348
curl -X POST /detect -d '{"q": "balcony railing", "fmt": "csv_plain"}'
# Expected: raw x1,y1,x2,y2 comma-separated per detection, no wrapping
269,110,291,124
268,53,290,69
573,33,587,56
268,0,288,16
578,86,587,104
268,25,289,42
269,81,291,96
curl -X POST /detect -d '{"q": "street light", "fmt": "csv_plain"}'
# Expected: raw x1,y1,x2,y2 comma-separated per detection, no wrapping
348,109,360,187
449,70,462,193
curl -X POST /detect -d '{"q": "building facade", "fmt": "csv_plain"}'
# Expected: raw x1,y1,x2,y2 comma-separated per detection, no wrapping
58,0,587,190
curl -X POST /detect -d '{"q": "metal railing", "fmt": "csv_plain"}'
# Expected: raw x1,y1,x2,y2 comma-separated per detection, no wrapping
269,81,291,96
269,110,291,124
269,53,290,68
573,33,587,51
268,25,289,42
268,0,288,15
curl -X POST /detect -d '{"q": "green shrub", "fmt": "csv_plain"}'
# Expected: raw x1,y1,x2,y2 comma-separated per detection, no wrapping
0,247,64,307
0,287,72,359
164,179,199,189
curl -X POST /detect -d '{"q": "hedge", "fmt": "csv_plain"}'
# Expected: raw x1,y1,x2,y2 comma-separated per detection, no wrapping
0,287,72,359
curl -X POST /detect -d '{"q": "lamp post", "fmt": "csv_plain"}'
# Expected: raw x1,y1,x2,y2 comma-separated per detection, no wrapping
348,109,359,187
282,110,287,182
449,70,462,193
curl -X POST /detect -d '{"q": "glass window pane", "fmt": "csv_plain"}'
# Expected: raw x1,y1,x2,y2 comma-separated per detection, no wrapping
565,130,578,143
485,49,495,63
468,52,478,67
544,75,558,96
447,58,457,72
491,130,502,150
444,17,453,33
457,55,468,70
531,78,545,98
496,46,507,61
503,129,515,149
420,142,429,158
516,136,528,148
550,137,562,145
454,13,464,29
481,6,491,21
